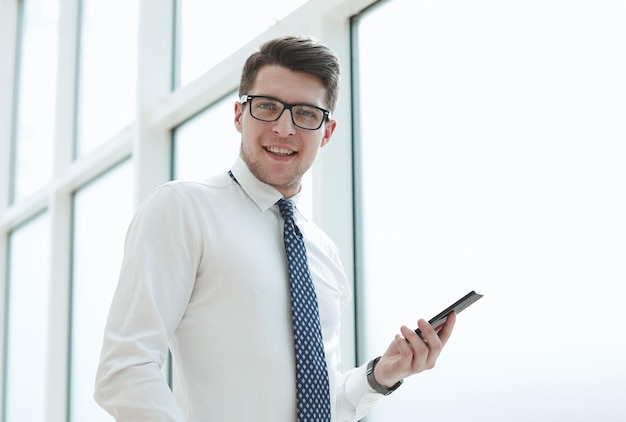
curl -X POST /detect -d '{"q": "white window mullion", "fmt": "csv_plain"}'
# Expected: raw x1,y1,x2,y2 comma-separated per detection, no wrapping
134,0,175,205
0,0,18,211
46,0,81,420
45,192,72,422
0,0,19,408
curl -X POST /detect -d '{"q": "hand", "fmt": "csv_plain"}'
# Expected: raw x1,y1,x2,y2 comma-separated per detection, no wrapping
372,311,456,388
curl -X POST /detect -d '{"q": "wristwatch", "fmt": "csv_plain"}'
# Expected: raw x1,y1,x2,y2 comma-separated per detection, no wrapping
366,356,404,395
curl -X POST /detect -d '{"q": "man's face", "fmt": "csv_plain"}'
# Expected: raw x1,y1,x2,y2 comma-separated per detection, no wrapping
234,65,337,198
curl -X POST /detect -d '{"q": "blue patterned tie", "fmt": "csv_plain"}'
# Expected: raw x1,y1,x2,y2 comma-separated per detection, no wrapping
278,199,331,421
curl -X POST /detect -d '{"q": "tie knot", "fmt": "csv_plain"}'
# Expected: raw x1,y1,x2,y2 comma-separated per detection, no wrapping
278,198,295,220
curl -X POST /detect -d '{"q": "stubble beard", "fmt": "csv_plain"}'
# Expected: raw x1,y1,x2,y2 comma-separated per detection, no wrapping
240,143,305,195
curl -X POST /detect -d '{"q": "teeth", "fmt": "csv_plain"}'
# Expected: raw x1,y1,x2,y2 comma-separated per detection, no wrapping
266,146,294,156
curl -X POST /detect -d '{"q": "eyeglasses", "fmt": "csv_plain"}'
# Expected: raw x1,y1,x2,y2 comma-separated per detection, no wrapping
240,95,331,130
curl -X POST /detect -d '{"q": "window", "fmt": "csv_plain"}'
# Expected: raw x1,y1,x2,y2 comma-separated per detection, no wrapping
172,92,240,180
174,0,306,87
353,0,626,420
75,0,139,157
2,1,350,421
4,213,50,422
69,161,133,421
11,0,59,202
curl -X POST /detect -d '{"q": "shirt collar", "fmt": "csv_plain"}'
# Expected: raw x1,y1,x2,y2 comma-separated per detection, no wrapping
230,156,302,212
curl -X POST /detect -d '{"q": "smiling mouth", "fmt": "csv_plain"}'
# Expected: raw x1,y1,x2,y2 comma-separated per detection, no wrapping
264,146,296,156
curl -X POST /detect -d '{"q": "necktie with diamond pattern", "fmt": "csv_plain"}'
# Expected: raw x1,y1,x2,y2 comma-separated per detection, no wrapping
278,199,331,421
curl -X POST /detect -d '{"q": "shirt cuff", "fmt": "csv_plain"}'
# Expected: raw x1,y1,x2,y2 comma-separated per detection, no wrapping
343,363,385,420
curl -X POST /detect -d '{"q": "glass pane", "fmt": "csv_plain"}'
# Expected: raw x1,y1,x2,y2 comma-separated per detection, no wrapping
75,0,139,157
175,0,307,87
355,1,626,421
12,0,59,202
172,92,240,180
5,213,50,422
70,160,133,421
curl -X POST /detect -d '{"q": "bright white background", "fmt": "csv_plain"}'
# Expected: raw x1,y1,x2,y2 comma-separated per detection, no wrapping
356,0,626,420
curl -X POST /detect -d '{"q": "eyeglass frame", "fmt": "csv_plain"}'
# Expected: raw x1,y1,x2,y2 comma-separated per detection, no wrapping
239,94,331,130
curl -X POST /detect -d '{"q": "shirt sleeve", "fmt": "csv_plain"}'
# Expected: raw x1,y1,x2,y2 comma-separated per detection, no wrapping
335,363,385,421
94,185,201,421
324,239,386,421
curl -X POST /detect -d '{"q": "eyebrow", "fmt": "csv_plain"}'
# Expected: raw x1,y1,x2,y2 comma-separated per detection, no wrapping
253,94,325,109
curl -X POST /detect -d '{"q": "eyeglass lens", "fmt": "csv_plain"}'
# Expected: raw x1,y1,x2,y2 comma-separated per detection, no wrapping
249,97,325,130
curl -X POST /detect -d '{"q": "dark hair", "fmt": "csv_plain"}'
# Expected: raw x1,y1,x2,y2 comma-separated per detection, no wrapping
239,35,341,113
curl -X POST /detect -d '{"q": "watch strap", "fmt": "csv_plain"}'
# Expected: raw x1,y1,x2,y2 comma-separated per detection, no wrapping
366,356,404,396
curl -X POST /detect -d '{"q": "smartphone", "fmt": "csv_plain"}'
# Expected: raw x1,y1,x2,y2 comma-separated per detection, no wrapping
414,290,483,339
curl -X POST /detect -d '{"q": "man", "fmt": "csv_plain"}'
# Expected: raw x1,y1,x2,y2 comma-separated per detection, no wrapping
94,35,455,421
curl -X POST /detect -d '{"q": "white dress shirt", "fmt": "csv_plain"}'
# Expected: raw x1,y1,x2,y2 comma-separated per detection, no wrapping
94,157,382,421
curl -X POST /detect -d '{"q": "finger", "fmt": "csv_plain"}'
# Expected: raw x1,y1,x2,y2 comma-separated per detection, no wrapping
436,311,456,347
415,320,445,369
401,323,428,351
400,324,429,368
395,331,419,361
415,318,438,345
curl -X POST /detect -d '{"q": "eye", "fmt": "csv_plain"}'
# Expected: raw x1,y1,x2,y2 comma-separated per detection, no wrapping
256,100,279,111
295,106,321,120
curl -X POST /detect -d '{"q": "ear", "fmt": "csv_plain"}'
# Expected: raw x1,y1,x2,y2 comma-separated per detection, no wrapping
320,118,337,148
234,101,243,133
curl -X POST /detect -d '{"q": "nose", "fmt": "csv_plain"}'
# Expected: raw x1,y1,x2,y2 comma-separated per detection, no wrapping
272,108,297,136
